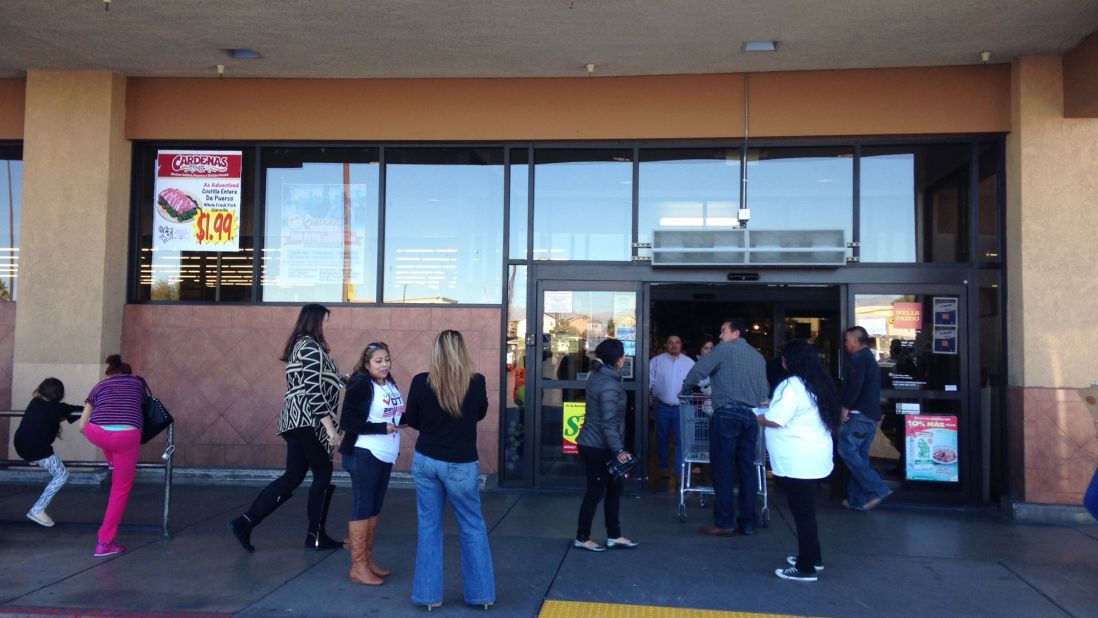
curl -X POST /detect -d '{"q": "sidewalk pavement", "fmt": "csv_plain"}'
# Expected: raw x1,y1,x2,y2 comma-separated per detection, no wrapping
1,479,1097,618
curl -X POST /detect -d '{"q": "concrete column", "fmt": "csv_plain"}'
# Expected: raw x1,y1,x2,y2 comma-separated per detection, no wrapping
11,71,131,461
1006,56,1098,507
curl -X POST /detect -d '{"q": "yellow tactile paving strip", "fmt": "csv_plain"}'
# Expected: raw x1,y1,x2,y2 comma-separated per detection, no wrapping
539,600,821,618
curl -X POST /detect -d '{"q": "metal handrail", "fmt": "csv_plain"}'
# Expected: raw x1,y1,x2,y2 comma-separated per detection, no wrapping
1,410,174,539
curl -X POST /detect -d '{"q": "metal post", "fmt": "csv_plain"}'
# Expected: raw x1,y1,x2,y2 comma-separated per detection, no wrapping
161,423,175,539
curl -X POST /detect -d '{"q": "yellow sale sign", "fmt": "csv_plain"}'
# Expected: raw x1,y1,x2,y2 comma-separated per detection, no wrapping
562,402,586,454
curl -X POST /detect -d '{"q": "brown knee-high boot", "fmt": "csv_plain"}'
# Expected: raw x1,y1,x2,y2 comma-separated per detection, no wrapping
347,519,382,585
365,516,391,577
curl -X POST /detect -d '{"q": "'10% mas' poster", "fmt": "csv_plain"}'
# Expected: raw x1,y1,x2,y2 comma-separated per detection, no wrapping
153,150,243,252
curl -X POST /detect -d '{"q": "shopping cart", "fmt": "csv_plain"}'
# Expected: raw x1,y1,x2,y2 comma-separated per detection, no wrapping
676,394,769,526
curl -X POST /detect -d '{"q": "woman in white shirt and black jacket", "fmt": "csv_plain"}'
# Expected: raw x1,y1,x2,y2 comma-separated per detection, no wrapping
758,339,842,582
339,342,403,586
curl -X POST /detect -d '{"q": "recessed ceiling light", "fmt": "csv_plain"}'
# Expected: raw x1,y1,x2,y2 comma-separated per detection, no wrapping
743,40,778,53
223,48,262,59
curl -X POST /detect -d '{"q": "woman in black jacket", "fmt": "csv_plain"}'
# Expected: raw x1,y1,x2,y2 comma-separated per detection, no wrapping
573,338,638,552
14,378,83,527
339,342,403,586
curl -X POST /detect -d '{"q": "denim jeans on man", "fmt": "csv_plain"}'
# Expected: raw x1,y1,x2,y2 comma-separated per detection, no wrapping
838,414,891,508
412,452,495,607
1085,465,1098,521
653,402,683,472
709,405,759,530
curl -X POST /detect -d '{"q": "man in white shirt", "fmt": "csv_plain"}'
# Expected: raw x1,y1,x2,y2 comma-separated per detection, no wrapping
649,335,694,480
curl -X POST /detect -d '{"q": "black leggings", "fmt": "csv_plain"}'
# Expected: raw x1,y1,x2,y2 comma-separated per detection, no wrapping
783,476,822,573
576,445,623,542
246,426,333,528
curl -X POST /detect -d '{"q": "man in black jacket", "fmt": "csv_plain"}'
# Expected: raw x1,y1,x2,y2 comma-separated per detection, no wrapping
837,326,892,510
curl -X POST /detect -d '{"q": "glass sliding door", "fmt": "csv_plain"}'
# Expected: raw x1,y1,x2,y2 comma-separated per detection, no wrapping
533,281,641,488
847,284,972,503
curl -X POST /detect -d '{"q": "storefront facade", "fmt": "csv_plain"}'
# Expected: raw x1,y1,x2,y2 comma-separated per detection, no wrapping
1,48,1097,512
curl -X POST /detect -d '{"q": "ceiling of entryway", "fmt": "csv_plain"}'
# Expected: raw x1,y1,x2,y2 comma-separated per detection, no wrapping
0,0,1096,79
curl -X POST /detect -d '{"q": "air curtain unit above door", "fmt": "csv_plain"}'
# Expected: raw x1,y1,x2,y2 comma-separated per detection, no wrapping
651,228,848,267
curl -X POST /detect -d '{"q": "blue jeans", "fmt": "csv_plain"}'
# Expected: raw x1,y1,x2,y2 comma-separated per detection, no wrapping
838,415,891,508
654,402,682,471
710,405,758,530
1084,465,1098,521
412,452,495,607
343,447,392,520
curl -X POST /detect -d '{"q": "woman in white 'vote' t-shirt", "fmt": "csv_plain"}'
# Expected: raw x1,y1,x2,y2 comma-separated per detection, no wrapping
338,342,405,586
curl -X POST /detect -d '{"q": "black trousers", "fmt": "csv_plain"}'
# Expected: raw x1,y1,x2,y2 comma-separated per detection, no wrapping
783,476,822,573
575,445,623,542
246,426,333,528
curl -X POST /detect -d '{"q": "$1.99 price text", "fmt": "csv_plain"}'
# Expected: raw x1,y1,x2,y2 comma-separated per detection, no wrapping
193,210,239,245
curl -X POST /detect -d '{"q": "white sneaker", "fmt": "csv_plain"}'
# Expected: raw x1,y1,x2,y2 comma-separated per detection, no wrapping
27,510,55,527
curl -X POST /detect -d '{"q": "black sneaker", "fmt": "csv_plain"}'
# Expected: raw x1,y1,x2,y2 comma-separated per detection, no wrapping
786,555,824,571
775,566,817,582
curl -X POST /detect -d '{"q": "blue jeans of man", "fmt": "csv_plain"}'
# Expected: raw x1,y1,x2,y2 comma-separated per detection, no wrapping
1085,465,1098,521
709,405,758,530
838,415,891,508
411,452,495,607
654,402,682,472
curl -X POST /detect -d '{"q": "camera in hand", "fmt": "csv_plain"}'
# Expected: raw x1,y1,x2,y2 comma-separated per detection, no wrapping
605,452,636,480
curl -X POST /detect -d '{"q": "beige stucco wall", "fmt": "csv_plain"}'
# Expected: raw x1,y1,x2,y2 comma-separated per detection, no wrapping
1006,56,1098,389
13,71,131,461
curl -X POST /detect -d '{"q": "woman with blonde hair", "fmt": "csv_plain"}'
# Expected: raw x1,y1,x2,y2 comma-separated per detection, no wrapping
401,330,495,610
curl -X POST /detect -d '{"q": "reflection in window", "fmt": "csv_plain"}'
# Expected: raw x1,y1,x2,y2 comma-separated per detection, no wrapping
503,265,528,485
745,147,853,241
860,145,970,263
261,148,379,303
0,151,21,301
533,150,632,261
854,294,962,391
638,149,740,245
138,148,255,302
509,149,529,260
978,143,1001,262
383,148,503,304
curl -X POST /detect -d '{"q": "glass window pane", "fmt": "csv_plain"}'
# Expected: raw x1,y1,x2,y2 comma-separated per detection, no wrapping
261,148,379,303
860,144,971,263
638,148,741,245
509,149,529,260
0,151,21,301
503,265,527,485
854,293,962,391
746,147,852,242
138,148,256,302
542,290,637,381
978,142,1002,262
383,148,504,304
878,399,963,488
533,149,632,261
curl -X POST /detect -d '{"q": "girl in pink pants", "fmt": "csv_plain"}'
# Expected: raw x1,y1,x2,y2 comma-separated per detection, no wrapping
79,354,147,557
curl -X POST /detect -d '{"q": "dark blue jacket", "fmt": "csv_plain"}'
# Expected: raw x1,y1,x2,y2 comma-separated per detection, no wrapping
840,347,881,421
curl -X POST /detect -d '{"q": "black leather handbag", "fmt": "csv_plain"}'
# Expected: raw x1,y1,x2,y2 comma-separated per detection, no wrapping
140,379,174,444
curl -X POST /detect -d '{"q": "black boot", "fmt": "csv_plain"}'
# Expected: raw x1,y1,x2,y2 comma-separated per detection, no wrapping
306,484,341,550
230,492,293,553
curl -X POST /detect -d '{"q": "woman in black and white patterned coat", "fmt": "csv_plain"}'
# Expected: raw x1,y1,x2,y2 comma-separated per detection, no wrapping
230,303,345,552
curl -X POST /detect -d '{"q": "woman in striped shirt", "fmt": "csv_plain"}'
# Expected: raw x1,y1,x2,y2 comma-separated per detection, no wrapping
78,354,146,558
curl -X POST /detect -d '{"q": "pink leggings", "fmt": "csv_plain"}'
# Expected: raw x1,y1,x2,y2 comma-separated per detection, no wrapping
84,424,141,544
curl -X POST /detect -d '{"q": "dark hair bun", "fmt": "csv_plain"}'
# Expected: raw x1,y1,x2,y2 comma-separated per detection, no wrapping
595,338,626,367
105,354,132,376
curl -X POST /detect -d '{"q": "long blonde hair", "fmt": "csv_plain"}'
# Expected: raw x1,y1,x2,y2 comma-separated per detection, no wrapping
427,330,474,417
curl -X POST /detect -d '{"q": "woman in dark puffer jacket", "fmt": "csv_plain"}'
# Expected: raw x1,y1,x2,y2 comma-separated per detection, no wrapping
572,338,639,552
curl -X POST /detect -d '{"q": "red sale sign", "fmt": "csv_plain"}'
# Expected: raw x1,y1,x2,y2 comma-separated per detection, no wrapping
153,150,243,253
